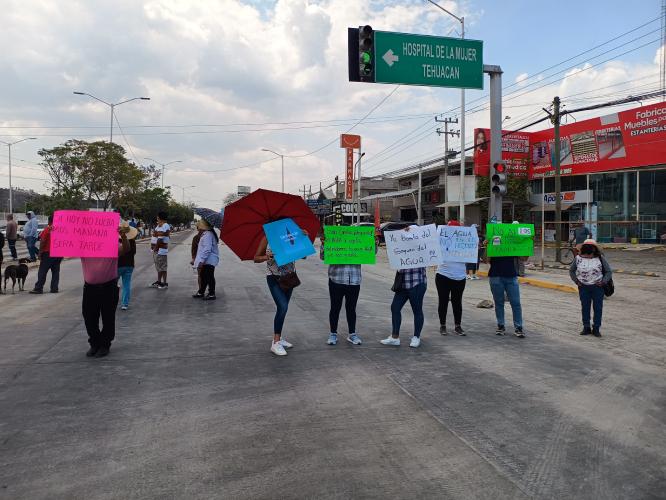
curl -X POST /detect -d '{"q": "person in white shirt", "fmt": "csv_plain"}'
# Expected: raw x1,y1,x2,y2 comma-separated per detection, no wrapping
150,211,170,289
435,220,468,336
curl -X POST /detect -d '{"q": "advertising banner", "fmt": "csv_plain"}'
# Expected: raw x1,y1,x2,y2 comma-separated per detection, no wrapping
323,226,376,265
438,225,479,263
529,101,666,179
385,224,441,270
50,210,120,258
473,128,531,178
263,218,316,266
345,148,354,200
485,223,535,257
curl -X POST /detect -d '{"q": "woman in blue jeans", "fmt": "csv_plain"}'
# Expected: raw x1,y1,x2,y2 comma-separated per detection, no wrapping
380,266,428,349
487,255,524,337
569,239,612,337
117,221,138,311
255,235,298,357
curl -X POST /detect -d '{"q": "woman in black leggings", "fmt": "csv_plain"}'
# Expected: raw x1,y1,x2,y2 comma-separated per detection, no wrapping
436,222,468,336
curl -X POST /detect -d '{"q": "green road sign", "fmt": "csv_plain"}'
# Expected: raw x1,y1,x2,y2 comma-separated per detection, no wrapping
374,31,483,89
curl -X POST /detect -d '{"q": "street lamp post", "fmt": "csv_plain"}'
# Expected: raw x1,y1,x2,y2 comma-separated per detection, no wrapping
172,184,195,204
0,137,36,214
425,0,465,221
261,148,285,193
145,158,183,189
355,152,365,225
73,91,150,143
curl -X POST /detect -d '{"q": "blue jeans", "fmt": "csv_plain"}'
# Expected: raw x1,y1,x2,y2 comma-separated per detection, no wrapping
118,266,134,307
391,283,427,338
578,284,604,329
489,276,523,329
25,236,38,260
266,276,293,335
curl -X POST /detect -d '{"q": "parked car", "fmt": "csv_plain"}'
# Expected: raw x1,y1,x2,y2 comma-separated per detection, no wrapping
378,221,416,245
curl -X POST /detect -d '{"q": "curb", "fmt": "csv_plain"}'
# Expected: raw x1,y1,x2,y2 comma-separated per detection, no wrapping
539,263,660,277
477,270,578,293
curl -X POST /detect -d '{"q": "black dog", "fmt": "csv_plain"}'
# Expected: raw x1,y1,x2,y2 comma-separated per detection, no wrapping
3,264,29,294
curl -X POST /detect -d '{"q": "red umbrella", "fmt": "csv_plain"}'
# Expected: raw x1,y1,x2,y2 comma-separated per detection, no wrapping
221,188,320,261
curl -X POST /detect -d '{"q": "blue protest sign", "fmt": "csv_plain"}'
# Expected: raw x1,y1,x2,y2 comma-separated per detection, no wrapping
263,218,316,266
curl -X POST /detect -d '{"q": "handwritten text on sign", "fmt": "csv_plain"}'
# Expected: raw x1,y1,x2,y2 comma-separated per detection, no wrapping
50,210,120,258
323,225,376,265
385,224,441,270
485,223,535,257
438,225,479,263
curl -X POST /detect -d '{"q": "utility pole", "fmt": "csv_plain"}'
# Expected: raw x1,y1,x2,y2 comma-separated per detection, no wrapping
551,96,563,262
299,185,307,200
436,117,459,221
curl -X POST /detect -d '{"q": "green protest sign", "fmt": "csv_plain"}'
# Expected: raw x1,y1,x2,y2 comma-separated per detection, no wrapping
485,223,535,257
323,225,376,265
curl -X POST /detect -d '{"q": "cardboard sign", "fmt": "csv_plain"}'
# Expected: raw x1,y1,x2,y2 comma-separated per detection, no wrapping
438,225,479,263
263,218,316,266
50,210,121,258
323,225,376,265
385,224,441,270
485,223,535,257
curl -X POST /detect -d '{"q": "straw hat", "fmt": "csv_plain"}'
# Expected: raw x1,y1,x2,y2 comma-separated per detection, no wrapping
119,220,138,240
577,238,601,253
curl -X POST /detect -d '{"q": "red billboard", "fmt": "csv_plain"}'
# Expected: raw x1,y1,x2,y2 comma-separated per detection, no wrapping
529,101,666,179
473,128,531,178
473,102,666,181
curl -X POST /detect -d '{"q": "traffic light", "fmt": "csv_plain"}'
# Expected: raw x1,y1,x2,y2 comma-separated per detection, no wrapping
359,25,374,82
491,162,508,196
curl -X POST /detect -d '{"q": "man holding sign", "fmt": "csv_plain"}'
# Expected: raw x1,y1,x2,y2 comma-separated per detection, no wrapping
320,225,376,346
51,210,130,357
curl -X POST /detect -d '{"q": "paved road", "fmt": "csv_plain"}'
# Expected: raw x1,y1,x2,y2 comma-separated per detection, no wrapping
1,231,664,499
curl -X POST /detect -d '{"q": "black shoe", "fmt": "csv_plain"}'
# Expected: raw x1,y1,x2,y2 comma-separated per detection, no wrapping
29,289,43,294
86,346,99,357
496,325,506,336
192,292,204,298
150,281,160,288
203,294,216,301
439,325,447,335
455,325,466,336
592,327,601,337
95,347,110,358
514,327,525,338
50,290,58,293
580,327,592,336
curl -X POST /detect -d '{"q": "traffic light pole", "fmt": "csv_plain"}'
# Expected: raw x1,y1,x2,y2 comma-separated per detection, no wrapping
553,96,562,262
485,65,503,222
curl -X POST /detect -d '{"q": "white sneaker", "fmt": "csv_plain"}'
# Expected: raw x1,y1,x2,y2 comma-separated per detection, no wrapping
409,336,421,348
271,342,287,356
279,339,293,349
380,336,400,346
120,305,128,311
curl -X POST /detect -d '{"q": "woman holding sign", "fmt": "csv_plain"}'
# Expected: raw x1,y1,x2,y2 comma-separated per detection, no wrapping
254,235,300,357
436,221,467,336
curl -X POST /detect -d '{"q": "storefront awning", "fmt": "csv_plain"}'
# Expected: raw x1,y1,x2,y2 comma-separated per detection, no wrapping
361,188,416,201
530,204,574,212
436,197,488,208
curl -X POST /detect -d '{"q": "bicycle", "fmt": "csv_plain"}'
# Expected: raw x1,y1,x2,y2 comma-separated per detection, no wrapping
559,240,577,265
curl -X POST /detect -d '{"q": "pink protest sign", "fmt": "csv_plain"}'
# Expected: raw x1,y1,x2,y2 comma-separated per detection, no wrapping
50,210,120,258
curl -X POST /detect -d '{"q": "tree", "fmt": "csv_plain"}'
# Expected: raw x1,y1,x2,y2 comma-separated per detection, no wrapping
223,192,240,206
38,140,147,210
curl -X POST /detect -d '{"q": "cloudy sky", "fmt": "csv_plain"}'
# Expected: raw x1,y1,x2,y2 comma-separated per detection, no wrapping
1,0,664,209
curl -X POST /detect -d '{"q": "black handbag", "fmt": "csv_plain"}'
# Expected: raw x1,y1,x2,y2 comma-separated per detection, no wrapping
278,271,301,291
601,259,614,297
391,271,403,292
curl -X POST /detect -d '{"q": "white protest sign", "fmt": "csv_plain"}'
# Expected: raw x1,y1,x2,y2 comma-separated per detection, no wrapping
438,225,479,264
385,224,441,270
